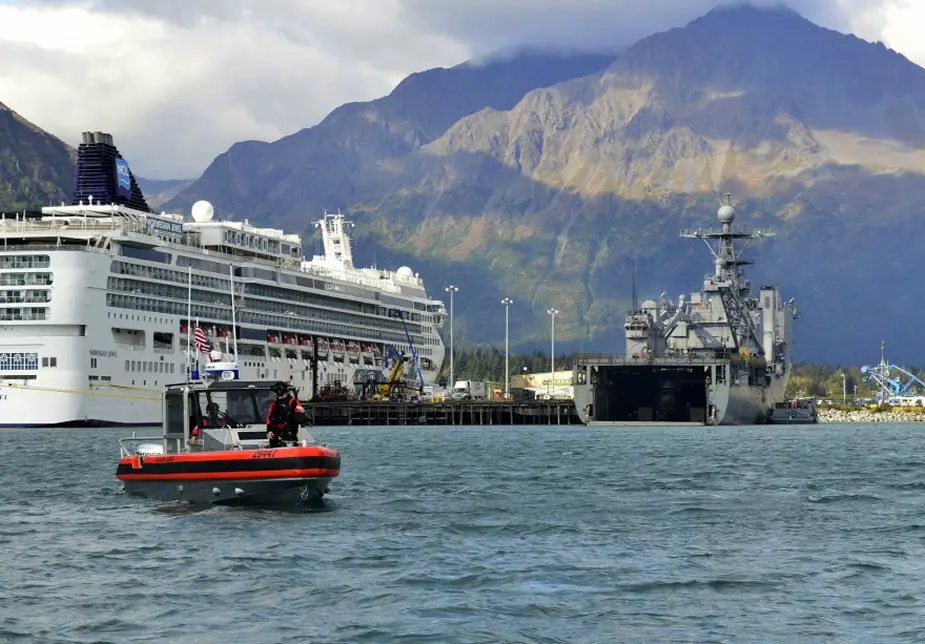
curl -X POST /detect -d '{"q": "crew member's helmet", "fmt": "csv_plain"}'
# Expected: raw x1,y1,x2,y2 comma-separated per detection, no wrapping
270,381,290,396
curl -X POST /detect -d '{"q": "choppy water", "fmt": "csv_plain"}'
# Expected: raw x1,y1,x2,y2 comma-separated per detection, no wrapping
2,423,925,642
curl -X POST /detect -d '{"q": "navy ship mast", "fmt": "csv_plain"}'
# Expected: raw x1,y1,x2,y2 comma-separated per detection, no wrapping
680,193,775,354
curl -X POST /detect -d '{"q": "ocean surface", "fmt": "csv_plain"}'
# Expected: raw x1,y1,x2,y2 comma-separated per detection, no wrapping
2,423,925,643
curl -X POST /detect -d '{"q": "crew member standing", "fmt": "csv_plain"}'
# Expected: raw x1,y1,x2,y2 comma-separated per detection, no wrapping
266,381,308,447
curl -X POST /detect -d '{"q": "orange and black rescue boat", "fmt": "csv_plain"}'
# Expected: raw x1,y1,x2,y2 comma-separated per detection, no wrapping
116,379,340,506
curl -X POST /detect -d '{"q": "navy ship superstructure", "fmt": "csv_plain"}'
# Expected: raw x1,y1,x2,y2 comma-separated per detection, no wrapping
572,195,799,425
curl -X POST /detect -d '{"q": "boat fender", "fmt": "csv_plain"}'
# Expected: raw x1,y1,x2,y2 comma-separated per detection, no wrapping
212,487,221,496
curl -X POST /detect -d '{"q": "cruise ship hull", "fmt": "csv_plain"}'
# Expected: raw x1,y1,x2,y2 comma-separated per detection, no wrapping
0,246,441,427
0,133,446,428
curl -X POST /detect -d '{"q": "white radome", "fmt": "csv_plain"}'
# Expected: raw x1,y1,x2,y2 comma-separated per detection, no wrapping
191,200,215,223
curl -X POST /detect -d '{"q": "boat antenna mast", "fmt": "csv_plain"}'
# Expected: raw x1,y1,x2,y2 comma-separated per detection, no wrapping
229,264,239,363
680,193,774,354
186,265,193,382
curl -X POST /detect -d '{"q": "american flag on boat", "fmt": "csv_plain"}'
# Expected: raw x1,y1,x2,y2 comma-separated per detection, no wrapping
193,325,212,354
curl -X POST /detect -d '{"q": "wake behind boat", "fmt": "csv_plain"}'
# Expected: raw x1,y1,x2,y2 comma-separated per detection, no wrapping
116,377,340,507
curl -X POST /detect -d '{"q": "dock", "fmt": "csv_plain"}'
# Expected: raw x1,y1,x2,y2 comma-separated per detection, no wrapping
304,399,581,426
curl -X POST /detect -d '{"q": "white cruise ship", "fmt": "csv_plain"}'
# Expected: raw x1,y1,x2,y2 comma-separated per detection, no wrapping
0,131,447,427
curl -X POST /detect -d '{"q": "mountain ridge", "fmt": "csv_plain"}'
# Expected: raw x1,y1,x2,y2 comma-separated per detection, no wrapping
161,3,925,363
170,50,617,226
0,102,75,211
3,4,924,364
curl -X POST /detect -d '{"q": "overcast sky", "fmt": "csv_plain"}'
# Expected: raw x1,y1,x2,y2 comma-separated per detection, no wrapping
1,0,922,179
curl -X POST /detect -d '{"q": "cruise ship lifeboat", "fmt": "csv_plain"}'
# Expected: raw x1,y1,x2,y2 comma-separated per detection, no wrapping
115,380,340,507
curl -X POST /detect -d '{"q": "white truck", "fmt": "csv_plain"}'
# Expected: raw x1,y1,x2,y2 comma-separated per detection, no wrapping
451,380,487,401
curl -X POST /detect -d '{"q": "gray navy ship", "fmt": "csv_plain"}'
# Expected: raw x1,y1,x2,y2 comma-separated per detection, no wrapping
572,195,799,425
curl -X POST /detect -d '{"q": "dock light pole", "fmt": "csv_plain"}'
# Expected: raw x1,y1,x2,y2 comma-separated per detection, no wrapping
547,308,559,397
502,297,513,399
445,285,458,388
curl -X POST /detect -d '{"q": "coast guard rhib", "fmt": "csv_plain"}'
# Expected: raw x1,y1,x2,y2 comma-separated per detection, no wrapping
115,351,341,507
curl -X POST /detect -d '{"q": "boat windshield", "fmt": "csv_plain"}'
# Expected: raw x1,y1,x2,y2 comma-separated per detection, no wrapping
193,388,275,428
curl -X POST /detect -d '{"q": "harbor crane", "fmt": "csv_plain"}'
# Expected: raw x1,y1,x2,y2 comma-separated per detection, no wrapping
860,342,925,404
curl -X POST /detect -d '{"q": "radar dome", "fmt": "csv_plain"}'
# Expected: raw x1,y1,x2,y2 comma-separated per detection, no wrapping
717,204,736,224
191,200,215,223
397,266,414,278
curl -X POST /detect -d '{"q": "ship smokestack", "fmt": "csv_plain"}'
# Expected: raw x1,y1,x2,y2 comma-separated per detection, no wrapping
71,131,151,212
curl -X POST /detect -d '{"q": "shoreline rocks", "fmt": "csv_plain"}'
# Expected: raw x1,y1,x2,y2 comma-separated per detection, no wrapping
817,408,925,423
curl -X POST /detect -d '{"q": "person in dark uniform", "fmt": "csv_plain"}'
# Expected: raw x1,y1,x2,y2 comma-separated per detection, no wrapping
265,381,308,447
188,393,202,444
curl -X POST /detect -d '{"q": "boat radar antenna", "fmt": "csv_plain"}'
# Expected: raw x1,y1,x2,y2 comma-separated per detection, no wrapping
679,193,776,354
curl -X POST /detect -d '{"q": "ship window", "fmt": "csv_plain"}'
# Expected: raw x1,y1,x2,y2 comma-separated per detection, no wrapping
91,358,98,369
0,255,50,269
119,247,172,264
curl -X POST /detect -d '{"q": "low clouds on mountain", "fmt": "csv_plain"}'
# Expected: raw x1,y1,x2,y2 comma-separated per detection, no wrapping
1,0,921,178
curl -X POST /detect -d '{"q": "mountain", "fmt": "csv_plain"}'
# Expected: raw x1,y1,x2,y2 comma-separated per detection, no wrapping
134,177,195,210
0,102,75,212
166,50,617,227
162,5,925,364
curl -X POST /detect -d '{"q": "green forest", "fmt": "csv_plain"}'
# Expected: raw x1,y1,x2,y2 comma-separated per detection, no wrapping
437,348,925,402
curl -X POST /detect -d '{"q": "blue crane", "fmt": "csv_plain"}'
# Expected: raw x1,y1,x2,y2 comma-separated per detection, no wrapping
861,361,925,404
388,308,425,393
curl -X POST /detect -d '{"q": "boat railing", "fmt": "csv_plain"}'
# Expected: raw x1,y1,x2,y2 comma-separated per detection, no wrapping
118,435,165,457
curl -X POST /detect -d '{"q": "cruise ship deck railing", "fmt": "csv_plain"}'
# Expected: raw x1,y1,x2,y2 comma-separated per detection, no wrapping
0,219,150,234
1,220,431,298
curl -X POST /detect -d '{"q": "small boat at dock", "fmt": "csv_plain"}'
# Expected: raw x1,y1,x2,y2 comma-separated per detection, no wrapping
115,378,340,506
768,397,818,424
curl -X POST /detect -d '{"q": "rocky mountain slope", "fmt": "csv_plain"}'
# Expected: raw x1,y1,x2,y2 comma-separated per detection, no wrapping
5,4,922,365
135,177,195,210
0,102,75,212
166,4,925,364
168,50,616,228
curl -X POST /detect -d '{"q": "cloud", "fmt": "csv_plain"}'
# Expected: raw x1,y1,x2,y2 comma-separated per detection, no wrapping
0,0,922,179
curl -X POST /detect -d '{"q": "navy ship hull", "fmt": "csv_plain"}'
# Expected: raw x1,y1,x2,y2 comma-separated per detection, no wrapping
572,356,780,426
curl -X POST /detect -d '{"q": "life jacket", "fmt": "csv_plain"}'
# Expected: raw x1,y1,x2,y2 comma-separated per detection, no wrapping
266,396,304,431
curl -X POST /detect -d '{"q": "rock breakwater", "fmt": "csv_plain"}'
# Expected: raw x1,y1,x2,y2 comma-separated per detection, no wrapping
818,408,925,423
